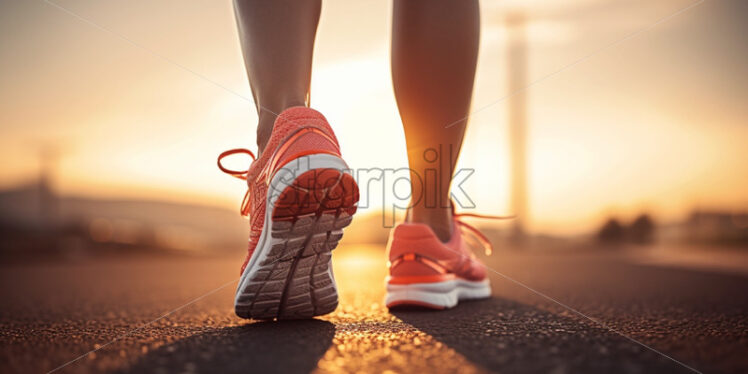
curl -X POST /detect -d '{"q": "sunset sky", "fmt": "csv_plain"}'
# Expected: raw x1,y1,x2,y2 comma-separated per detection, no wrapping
1,0,747,235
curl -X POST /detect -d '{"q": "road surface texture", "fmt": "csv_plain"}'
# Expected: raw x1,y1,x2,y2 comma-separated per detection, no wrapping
1,244,746,373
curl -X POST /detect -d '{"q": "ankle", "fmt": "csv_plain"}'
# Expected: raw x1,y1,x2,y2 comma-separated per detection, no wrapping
255,99,307,153
409,206,453,242
256,114,276,154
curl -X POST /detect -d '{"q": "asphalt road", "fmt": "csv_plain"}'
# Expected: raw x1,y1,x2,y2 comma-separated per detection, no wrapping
1,245,746,374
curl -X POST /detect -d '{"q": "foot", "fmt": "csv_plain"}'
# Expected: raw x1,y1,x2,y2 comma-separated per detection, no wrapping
218,107,359,319
385,217,491,309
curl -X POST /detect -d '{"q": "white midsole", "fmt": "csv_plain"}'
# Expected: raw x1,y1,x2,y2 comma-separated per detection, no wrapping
234,154,351,305
385,278,491,308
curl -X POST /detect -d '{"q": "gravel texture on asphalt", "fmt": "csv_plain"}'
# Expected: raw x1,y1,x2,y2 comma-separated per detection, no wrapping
1,245,746,373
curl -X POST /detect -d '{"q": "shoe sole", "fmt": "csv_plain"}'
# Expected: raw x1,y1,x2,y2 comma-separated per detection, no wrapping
385,278,491,309
235,154,358,320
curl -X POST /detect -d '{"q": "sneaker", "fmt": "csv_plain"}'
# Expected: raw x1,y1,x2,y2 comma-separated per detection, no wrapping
385,213,499,309
218,107,359,319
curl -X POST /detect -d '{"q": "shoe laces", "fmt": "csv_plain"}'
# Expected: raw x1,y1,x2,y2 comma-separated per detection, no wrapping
453,211,515,256
217,148,256,216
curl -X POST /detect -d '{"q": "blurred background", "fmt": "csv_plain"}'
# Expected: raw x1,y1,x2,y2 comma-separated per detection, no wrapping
1,0,746,263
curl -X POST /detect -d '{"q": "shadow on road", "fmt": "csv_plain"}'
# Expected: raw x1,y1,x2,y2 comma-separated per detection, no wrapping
119,319,334,374
392,297,693,374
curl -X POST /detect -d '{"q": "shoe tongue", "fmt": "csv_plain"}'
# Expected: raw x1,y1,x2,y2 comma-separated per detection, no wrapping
273,106,325,127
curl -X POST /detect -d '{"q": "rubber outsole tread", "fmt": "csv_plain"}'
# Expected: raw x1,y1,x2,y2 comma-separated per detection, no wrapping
235,168,358,320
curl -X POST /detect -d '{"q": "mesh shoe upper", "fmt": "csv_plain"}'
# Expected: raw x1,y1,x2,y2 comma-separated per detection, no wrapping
387,220,488,283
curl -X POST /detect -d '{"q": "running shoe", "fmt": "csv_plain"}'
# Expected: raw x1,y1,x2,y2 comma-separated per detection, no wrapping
218,107,359,319
385,212,501,309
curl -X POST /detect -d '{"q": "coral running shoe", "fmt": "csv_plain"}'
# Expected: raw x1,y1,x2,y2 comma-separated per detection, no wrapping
385,212,501,309
218,107,359,320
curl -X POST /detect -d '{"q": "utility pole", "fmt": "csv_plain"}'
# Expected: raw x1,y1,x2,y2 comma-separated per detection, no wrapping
506,13,528,240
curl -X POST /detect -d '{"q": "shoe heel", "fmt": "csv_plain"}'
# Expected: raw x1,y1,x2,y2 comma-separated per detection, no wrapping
235,154,359,319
